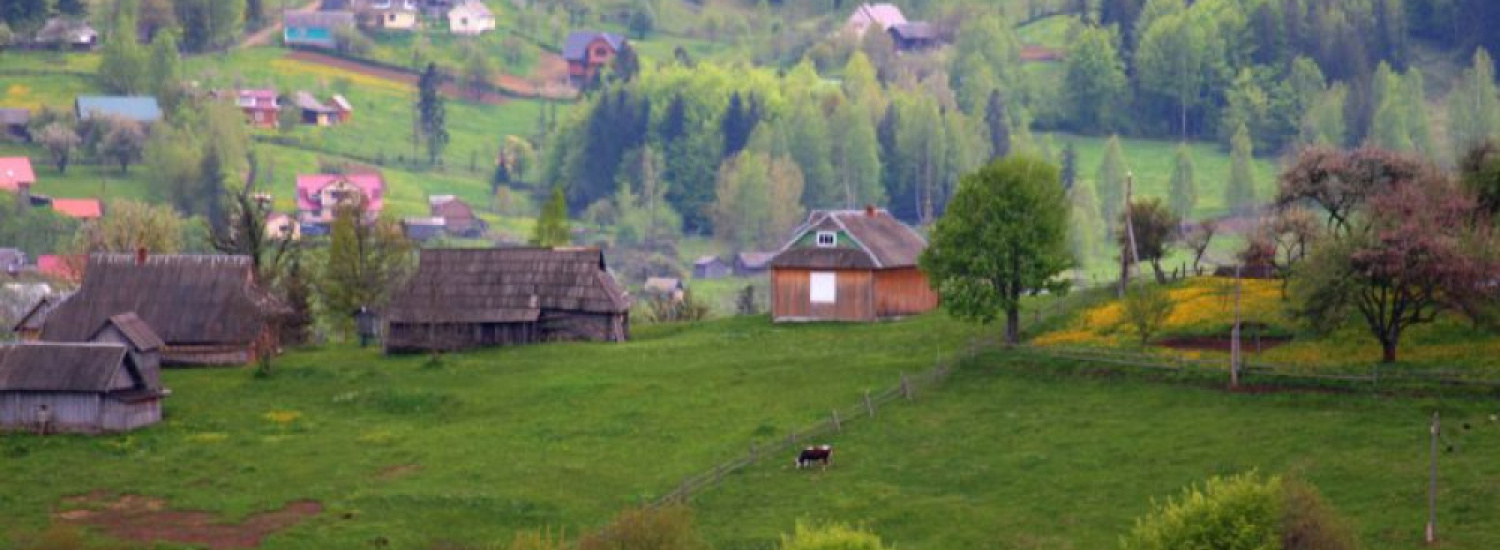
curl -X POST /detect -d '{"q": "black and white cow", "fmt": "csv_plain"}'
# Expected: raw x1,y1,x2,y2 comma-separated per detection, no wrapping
795,445,833,469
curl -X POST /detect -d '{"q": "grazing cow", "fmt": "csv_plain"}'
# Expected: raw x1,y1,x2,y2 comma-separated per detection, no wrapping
796,445,833,469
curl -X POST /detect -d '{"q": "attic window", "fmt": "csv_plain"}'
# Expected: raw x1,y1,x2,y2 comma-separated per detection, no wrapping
815,231,837,248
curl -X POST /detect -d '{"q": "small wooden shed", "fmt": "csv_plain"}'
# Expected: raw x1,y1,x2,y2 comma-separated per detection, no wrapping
0,340,165,434
693,256,731,280
40,254,283,366
12,294,69,342
384,248,631,353
770,208,939,322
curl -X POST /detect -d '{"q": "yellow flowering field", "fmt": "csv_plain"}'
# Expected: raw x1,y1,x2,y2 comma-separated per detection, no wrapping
1034,277,1290,348
268,58,414,96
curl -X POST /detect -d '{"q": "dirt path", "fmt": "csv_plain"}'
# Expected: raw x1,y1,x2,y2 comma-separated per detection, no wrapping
285,50,511,105
1020,44,1063,63
239,0,322,49
56,493,323,550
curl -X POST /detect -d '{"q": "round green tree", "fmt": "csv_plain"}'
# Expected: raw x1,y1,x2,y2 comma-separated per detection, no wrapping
920,155,1072,344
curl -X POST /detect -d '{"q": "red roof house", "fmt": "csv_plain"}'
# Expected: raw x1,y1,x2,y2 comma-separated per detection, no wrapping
37,255,84,282
296,173,386,227
0,157,37,192
234,89,281,129
52,198,103,220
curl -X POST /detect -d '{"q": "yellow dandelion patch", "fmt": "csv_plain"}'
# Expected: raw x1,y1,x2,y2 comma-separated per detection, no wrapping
269,58,412,96
263,410,303,425
188,432,228,443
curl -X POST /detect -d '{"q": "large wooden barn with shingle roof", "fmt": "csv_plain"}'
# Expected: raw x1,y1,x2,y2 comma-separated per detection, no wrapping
384,248,631,353
0,339,166,433
40,254,283,366
770,208,939,322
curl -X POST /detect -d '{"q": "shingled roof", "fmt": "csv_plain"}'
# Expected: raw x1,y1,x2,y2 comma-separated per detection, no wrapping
0,343,129,392
41,255,275,345
386,248,630,324
562,31,625,62
771,209,929,270
93,313,165,353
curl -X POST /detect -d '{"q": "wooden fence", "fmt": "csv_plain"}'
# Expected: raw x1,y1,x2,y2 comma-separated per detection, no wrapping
650,337,990,507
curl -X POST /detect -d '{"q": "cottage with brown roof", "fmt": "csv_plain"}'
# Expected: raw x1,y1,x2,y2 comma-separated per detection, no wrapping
0,339,166,434
384,248,631,353
40,254,284,366
769,207,938,322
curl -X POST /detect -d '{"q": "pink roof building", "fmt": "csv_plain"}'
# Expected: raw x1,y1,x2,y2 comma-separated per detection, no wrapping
0,157,37,192
296,173,386,224
51,198,103,219
846,3,907,35
37,255,84,282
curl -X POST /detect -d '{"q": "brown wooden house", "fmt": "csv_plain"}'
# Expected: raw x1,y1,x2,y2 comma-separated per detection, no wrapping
384,248,631,353
40,254,284,366
770,208,939,322
0,339,165,434
562,31,625,87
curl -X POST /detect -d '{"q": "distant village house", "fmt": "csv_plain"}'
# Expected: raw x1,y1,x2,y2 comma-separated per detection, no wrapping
75,96,162,125
770,208,939,322
643,277,685,302
383,248,631,353
734,252,776,277
693,256,731,280
51,198,104,221
448,1,495,35
229,89,281,128
429,195,487,238
845,3,906,36
0,157,37,194
0,109,31,141
296,173,386,233
359,0,421,30
563,31,626,87
0,338,166,434
293,92,352,126
33,18,98,50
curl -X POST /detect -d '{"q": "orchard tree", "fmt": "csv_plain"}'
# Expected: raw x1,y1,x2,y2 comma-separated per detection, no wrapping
69,199,185,255
1277,146,1426,235
316,204,413,335
1293,172,1492,363
1460,141,1500,218
920,156,1072,344
1118,197,1180,284
98,116,147,174
36,123,82,173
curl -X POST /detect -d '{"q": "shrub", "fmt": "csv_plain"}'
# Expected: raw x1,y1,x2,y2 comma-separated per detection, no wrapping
1122,472,1360,550
578,505,707,550
643,292,710,324
1121,285,1175,344
778,521,889,550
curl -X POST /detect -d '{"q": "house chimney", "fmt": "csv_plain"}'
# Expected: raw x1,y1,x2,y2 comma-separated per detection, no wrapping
865,204,877,217
135,247,148,265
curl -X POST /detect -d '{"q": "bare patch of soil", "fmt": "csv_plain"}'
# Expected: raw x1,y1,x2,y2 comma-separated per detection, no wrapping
55,492,322,550
284,51,510,105
377,463,421,481
1020,45,1063,62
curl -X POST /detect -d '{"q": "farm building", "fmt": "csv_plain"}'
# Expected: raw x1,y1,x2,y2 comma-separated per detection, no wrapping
0,109,30,141
284,10,355,49
735,252,775,276
563,31,626,86
51,198,103,220
12,294,67,342
293,92,352,126
401,217,447,241
693,256,731,279
228,89,281,128
846,3,906,35
40,254,284,366
384,248,631,353
359,0,420,30
889,22,938,51
770,208,939,322
1,157,37,193
296,172,385,232
0,337,165,434
448,1,495,35
643,277,685,302
75,96,162,125
33,18,98,49
430,195,487,237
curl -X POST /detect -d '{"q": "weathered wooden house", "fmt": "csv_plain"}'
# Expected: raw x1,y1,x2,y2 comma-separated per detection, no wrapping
734,252,776,276
41,254,283,366
12,294,68,342
0,339,165,434
384,248,631,353
770,208,939,322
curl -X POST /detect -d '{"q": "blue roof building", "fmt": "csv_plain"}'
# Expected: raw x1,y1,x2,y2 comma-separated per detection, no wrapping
74,96,163,124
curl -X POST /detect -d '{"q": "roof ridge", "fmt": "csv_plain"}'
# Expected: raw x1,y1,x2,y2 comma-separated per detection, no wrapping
827,212,882,269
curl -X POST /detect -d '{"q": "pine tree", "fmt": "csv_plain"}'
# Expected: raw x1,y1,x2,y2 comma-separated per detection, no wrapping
984,89,1011,161
57,0,88,17
1168,144,1197,219
417,63,449,165
1226,123,1258,216
1060,142,1078,191
531,187,571,247
722,92,750,158
1095,136,1127,234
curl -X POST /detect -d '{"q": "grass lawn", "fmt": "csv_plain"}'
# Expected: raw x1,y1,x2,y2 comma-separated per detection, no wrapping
692,353,1500,550
0,314,984,549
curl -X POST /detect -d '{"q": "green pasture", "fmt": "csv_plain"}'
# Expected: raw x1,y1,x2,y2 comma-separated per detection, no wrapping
693,353,1500,550
0,314,983,549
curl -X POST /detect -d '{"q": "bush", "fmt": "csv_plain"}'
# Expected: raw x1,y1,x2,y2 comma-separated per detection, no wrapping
1122,472,1360,550
1122,285,1175,344
578,505,707,550
778,521,889,550
643,292,710,324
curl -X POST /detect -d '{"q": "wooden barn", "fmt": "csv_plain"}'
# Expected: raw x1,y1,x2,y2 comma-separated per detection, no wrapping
40,254,283,366
384,248,631,353
12,294,69,342
0,337,166,434
770,208,939,322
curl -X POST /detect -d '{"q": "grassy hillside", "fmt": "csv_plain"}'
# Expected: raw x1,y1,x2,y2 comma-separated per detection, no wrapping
692,354,1500,550
0,315,983,549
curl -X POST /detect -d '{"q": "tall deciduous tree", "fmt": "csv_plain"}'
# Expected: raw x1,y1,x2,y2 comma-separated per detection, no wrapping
1460,141,1500,219
98,116,147,174
829,97,884,209
920,156,1072,344
36,122,81,173
1095,136,1128,234
1168,144,1197,219
711,152,805,249
1226,123,1258,215
317,204,413,335
1118,197,1181,284
531,187,572,247
1276,146,1426,235
69,199,184,255
1063,24,1128,132
1068,183,1105,269
1135,10,1217,139
99,0,147,94
147,29,184,110
1447,48,1500,159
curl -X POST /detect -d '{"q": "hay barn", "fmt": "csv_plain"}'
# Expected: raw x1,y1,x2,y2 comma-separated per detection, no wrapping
770,208,939,322
0,334,165,433
40,254,283,366
384,248,631,353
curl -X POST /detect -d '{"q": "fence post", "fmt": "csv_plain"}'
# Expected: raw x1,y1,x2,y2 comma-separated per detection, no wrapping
749,441,758,462
901,372,913,400
864,390,875,418
832,409,841,432
788,431,797,447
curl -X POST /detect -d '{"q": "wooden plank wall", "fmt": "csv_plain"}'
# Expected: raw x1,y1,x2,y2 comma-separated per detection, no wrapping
772,269,874,321
874,268,940,317
0,393,102,432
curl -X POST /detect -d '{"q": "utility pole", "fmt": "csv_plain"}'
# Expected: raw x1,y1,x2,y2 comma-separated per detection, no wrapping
1231,262,1243,388
1427,410,1440,545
